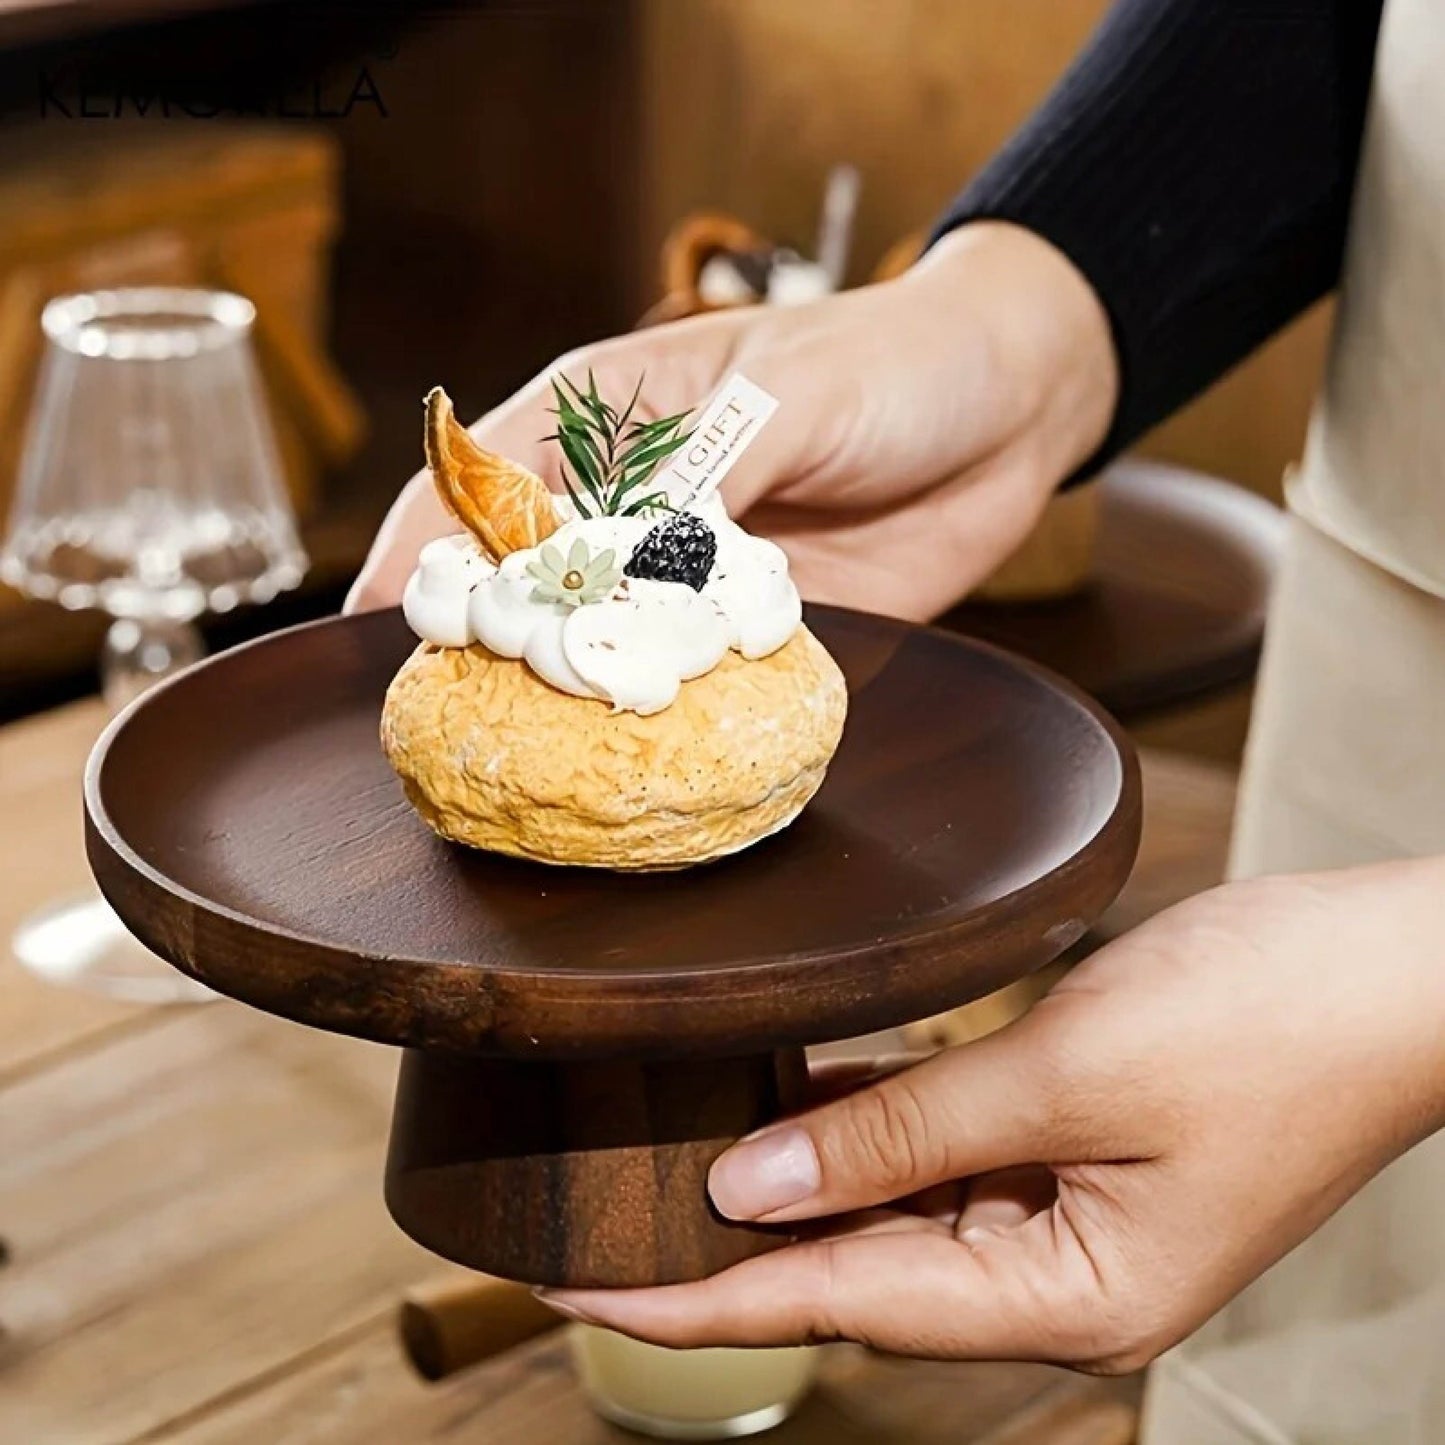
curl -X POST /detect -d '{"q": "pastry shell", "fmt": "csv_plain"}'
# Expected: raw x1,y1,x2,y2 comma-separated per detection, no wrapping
381,627,848,870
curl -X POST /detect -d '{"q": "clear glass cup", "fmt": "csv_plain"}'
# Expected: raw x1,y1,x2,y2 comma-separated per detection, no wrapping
2,287,307,1003
570,1325,820,1439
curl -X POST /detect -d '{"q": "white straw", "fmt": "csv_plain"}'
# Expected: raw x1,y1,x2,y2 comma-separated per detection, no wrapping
815,164,862,290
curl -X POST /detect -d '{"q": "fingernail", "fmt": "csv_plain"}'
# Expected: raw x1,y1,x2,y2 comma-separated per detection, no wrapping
709,1126,820,1220
533,1288,600,1325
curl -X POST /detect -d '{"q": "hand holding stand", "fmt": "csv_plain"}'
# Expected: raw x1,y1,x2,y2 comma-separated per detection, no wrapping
86,607,1139,1287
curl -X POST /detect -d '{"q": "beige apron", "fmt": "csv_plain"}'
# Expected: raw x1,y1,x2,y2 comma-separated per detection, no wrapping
1141,1,1445,1440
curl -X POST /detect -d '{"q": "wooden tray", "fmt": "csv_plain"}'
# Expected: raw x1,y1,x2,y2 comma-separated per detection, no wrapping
85,606,1140,1286
942,461,1286,716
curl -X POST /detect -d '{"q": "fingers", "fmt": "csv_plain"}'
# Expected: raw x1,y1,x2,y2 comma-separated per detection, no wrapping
707,1020,1114,1226
747,449,1051,620
956,1165,1059,1234
539,1208,1100,1361
344,472,450,613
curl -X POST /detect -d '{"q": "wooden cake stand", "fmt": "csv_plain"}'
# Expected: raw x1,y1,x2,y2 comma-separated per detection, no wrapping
84,606,1140,1288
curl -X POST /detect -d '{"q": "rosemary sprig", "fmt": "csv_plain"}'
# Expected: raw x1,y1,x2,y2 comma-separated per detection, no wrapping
544,371,692,518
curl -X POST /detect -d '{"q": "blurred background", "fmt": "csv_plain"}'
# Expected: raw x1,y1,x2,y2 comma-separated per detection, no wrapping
0,0,1328,721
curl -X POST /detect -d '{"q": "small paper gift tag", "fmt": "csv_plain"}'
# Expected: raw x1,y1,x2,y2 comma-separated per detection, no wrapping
659,372,778,512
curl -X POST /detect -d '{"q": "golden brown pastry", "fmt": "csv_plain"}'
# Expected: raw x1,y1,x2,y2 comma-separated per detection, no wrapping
384,380,848,870
383,629,846,870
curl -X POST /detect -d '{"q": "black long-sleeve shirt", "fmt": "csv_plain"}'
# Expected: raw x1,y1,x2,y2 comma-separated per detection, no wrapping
933,0,1387,475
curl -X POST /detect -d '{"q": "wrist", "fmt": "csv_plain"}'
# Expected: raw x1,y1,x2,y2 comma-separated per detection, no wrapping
1250,859,1445,1154
908,222,1119,488
1346,857,1445,1142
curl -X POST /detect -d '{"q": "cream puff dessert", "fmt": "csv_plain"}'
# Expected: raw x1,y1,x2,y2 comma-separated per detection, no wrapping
381,378,847,870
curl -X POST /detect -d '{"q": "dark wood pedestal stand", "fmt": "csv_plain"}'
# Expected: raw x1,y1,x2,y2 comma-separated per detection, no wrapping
86,607,1140,1288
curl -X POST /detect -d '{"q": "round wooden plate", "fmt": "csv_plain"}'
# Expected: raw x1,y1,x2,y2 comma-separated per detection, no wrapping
85,605,1140,1285
86,605,1139,1057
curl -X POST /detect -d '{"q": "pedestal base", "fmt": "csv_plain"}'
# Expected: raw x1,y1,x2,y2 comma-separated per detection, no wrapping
385,1048,807,1288
88,606,1141,1290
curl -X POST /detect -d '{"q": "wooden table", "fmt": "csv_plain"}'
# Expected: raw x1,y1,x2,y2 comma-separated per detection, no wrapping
0,697,1235,1443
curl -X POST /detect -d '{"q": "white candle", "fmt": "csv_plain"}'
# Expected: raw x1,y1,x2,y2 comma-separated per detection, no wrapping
570,1324,821,1439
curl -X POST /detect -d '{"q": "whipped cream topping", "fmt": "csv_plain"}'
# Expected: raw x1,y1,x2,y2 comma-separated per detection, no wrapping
401,534,493,649
402,494,802,715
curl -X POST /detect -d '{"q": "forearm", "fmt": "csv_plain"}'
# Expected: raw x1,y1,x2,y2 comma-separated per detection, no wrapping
1296,855,1445,1155
1089,855,1445,1174
934,0,1385,476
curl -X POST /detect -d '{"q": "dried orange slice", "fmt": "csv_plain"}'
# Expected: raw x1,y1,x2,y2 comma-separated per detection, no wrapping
423,387,560,561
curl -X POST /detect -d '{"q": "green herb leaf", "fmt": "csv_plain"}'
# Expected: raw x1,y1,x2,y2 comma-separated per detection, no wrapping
620,491,672,516
613,374,644,435
541,371,692,516
616,428,692,479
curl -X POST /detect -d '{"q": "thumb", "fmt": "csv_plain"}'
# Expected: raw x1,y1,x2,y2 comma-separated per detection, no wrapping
708,1020,1105,1224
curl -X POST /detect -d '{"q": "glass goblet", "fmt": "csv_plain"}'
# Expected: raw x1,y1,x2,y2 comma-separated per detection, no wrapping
2,287,307,1002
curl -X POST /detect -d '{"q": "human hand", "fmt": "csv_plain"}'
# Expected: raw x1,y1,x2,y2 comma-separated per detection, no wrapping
537,861,1445,1373
346,222,1117,619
